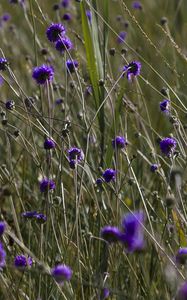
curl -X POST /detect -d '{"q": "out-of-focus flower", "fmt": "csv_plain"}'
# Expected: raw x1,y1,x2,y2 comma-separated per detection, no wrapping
5,100,15,110
100,287,110,299
66,59,78,73
0,222,6,236
177,282,187,300
121,211,145,253
160,137,177,157
101,226,122,243
55,36,73,53
63,13,72,21
44,138,56,150
150,164,158,172
176,248,187,265
160,99,170,113
14,255,32,268
32,65,54,85
0,243,6,267
123,61,141,81
40,178,56,193
86,10,92,23
22,211,37,218
61,0,70,8
0,58,8,71
117,31,127,44
112,136,128,149
132,1,142,10
51,264,72,284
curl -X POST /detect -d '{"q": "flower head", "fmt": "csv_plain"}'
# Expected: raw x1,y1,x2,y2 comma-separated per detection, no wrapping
51,264,72,284
101,226,121,243
150,164,158,172
55,37,73,53
35,213,47,223
112,136,127,149
0,58,8,71
160,137,177,157
68,147,84,162
32,65,54,85
86,10,92,22
61,0,70,8
5,100,15,110
46,23,65,43
123,61,141,81
102,169,116,183
176,248,187,265
21,211,37,219
117,31,127,44
0,222,6,236
2,13,11,22
132,1,142,10
160,99,170,113
66,59,78,73
100,288,110,299
40,178,56,193
0,243,6,267
177,282,187,300
44,138,56,150
14,255,32,268
63,13,72,21
121,211,145,253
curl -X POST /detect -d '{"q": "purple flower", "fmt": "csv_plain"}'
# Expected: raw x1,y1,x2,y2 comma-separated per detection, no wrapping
96,178,103,186
160,137,177,157
123,61,141,81
44,138,56,150
5,100,15,110
0,243,6,267
66,59,78,73
132,1,142,10
32,65,54,85
101,226,122,243
176,248,187,265
86,10,92,22
102,169,116,183
55,37,73,53
177,282,187,300
63,13,72,21
0,57,8,71
150,164,158,172
121,211,145,253
112,136,127,149
21,211,37,218
101,288,110,299
68,147,84,163
46,23,65,43
2,13,11,22
51,264,72,284
14,255,32,268
61,0,70,8
117,31,127,44
35,213,47,223
160,99,170,113
40,178,56,193
0,222,6,236
55,98,63,105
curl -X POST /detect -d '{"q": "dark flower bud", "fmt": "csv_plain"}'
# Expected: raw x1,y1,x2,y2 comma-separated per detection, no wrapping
165,194,175,208
14,130,20,137
160,17,168,26
121,48,128,55
109,48,116,56
2,119,8,126
41,48,48,56
5,100,15,110
160,87,169,96
99,79,104,86
53,3,60,10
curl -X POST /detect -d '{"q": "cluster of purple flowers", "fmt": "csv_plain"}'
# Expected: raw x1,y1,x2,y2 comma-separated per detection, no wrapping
160,137,177,157
14,255,33,269
101,211,145,253
67,147,84,169
39,178,56,193
22,211,47,223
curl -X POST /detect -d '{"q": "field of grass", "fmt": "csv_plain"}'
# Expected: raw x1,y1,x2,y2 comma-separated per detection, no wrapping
0,0,187,299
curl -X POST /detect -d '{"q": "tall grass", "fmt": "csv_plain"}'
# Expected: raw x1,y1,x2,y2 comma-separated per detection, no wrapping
0,0,187,299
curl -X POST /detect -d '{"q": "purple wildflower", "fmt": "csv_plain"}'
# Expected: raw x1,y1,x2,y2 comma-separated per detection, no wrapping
177,282,187,300
150,164,158,172
112,136,127,149
86,10,92,23
0,222,6,236
160,99,170,113
101,288,110,299
14,255,32,268
0,58,8,71
96,178,103,186
160,137,177,157
63,13,72,21
61,0,70,8
102,169,116,183
51,264,72,284
5,100,15,110
121,211,145,253
123,61,141,81
68,147,84,162
40,178,56,193
21,211,37,218
117,31,127,44
0,243,6,267
35,213,47,223
2,13,11,22
132,1,142,10
101,226,121,243
55,36,73,53
55,98,63,105
32,65,54,85
44,138,56,150
176,248,187,265
46,23,65,43
66,59,78,73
